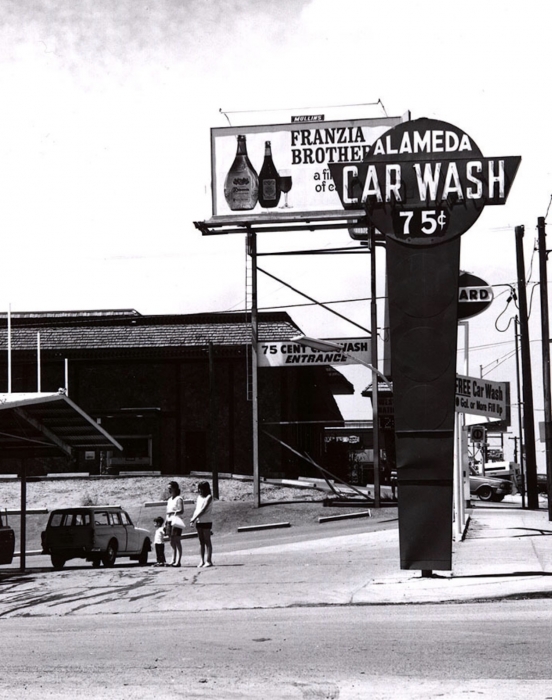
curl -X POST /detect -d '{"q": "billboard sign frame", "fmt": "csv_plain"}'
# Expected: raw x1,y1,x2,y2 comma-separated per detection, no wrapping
210,116,406,220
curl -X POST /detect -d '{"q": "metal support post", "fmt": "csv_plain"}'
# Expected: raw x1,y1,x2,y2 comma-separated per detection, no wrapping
208,342,219,500
20,459,26,572
248,230,261,508
454,322,469,540
537,216,552,520
370,227,380,508
515,225,539,509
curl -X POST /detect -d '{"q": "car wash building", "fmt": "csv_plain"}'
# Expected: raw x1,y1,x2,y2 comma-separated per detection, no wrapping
0,309,351,478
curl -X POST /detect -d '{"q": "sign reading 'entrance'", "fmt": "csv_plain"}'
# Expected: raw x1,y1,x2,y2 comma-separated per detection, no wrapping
257,338,370,368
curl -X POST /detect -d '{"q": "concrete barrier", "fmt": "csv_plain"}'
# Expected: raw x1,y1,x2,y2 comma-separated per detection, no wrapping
319,510,372,523
237,522,291,533
119,471,162,476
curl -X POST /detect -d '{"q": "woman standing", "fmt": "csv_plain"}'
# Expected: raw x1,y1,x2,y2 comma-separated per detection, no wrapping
190,481,213,568
166,481,185,567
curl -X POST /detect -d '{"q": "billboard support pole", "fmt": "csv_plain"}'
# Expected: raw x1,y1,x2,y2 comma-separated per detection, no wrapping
248,229,261,508
370,227,381,508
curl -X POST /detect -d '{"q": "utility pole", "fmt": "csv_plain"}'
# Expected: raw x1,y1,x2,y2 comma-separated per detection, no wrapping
515,316,526,509
537,216,552,520
370,227,381,508
515,226,539,509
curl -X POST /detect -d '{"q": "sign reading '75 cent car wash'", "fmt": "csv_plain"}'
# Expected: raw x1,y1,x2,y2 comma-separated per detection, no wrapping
257,338,370,368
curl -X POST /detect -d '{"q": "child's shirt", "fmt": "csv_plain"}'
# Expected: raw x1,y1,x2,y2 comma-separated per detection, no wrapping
154,526,165,545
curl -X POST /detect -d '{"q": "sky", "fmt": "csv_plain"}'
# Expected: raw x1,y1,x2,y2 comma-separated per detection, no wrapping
1,0,551,464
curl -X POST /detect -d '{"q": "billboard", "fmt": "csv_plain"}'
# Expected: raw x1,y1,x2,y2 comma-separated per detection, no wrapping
210,116,406,218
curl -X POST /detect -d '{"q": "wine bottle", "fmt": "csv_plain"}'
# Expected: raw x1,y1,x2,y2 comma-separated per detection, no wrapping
258,141,281,208
224,135,259,211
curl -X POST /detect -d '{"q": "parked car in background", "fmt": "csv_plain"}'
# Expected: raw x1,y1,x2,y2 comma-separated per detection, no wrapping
537,473,548,495
41,506,151,570
0,509,15,565
470,469,513,502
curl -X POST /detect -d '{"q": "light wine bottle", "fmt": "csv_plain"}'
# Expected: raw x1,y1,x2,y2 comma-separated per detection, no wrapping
224,135,259,211
258,140,281,208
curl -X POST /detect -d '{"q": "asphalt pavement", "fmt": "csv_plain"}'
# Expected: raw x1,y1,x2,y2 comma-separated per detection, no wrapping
1,496,552,617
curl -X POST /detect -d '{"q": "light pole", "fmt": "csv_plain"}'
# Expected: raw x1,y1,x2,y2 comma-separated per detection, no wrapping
290,334,392,506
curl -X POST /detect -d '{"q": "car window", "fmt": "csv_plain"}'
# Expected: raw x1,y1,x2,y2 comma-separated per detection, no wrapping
110,512,123,526
73,513,90,526
50,513,71,527
121,512,133,526
94,511,110,526
0,513,4,528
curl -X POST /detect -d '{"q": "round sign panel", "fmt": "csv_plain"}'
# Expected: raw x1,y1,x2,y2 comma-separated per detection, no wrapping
366,118,485,245
329,117,521,247
458,271,494,320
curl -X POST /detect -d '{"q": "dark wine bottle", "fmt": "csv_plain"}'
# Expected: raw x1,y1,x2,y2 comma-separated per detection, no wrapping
224,135,259,211
258,141,281,208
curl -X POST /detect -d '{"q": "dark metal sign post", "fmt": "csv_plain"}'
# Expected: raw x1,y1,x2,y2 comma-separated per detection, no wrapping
331,117,521,572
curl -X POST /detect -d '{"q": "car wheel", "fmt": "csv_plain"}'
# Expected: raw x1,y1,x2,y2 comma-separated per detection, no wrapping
138,539,150,566
51,554,66,570
102,540,118,567
477,485,494,501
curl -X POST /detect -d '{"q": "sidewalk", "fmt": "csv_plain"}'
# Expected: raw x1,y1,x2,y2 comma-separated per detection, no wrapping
356,505,552,604
1,505,552,617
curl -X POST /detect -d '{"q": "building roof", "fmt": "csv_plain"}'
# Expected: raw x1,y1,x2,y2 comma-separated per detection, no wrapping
0,311,300,355
0,309,353,395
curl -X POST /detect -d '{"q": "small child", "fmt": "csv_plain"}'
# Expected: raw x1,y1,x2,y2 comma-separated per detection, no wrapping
153,516,167,567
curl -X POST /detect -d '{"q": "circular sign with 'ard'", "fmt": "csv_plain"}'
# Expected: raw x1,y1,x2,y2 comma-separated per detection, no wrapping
458,271,494,320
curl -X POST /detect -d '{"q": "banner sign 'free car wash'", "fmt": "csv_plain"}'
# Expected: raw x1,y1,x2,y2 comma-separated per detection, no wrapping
455,375,510,421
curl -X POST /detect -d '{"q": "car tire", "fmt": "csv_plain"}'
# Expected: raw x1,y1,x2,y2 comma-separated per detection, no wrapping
477,485,494,501
102,540,118,568
138,539,150,566
51,554,66,570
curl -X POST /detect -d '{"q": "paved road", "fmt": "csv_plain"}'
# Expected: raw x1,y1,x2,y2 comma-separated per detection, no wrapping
6,511,398,570
0,601,551,699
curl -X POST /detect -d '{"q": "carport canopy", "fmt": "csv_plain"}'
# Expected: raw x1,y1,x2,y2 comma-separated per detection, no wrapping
0,391,122,457
0,391,123,572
